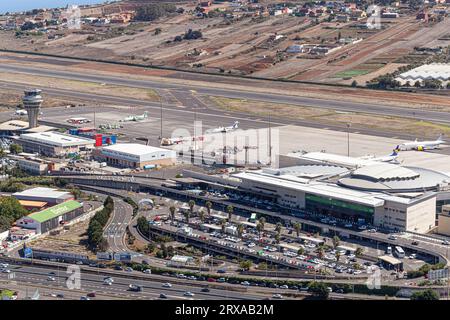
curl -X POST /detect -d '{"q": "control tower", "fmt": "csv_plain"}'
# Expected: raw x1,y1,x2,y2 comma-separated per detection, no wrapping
22,89,43,128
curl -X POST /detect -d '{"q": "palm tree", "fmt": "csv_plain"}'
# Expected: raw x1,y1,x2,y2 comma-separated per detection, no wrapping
237,223,244,238
198,209,205,223
274,233,280,244
169,206,176,224
275,222,282,234
335,251,341,262
293,222,301,237
184,211,190,224
188,200,195,215
226,205,234,221
332,236,340,249
220,219,226,234
259,217,266,231
355,247,363,256
256,222,263,238
317,246,324,259
205,201,212,216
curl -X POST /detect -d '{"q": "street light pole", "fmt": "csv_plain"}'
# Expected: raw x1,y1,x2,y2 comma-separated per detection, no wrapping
346,123,351,157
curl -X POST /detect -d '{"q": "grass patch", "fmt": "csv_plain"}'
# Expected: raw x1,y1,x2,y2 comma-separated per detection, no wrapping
334,69,370,78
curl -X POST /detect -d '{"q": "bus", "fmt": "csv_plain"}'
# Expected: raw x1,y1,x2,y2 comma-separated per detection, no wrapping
394,246,405,258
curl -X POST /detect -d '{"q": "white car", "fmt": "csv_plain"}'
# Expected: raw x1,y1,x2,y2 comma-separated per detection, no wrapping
47,276,56,281
184,291,195,297
241,281,250,286
162,283,172,288
272,294,283,299
247,243,256,248
143,269,152,274
0,263,8,269
2,269,11,274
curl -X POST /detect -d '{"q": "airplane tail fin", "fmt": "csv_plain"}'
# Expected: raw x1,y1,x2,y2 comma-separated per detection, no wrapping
394,145,400,152
233,121,239,129
390,149,398,156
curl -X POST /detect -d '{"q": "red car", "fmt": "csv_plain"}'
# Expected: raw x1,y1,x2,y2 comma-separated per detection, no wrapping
87,292,96,298
207,278,217,282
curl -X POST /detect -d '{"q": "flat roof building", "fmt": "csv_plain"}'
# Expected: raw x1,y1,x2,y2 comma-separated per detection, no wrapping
17,131,95,157
0,120,55,137
16,200,84,233
13,187,74,204
98,143,176,168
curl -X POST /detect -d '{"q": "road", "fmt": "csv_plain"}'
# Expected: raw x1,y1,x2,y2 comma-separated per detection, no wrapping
103,199,133,253
0,262,273,300
0,63,450,125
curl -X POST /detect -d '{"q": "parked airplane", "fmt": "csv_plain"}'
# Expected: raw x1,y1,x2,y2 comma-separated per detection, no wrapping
360,150,399,163
120,111,148,122
395,134,445,151
205,121,239,134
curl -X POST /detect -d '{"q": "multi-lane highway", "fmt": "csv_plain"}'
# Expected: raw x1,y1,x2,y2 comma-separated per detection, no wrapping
103,199,134,253
0,63,450,125
0,262,270,300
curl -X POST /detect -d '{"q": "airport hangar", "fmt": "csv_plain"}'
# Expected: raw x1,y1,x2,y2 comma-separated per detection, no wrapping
187,152,450,234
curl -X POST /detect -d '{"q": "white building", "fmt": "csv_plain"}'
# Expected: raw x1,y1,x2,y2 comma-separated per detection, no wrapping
13,187,74,204
98,143,176,168
17,131,95,157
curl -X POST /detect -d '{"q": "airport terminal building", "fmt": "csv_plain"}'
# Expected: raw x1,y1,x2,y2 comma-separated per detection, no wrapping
205,152,450,233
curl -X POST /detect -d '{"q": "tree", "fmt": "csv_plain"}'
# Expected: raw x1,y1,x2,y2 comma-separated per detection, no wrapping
332,236,340,249
183,211,190,224
135,3,177,21
154,27,162,35
258,217,266,230
351,80,357,87
169,206,176,224
316,246,324,259
414,80,422,88
298,247,305,255
239,260,252,270
308,281,329,299
220,219,226,233
275,222,282,234
447,82,450,89
0,197,28,232
137,216,149,237
188,200,195,214
226,205,234,221
274,233,281,244
258,262,268,270
205,201,212,216
293,222,301,237
198,209,205,223
335,251,341,262
9,144,23,155
355,247,364,256
237,223,244,238
410,289,439,300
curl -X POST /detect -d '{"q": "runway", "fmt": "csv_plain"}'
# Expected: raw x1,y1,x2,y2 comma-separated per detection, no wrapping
0,63,449,124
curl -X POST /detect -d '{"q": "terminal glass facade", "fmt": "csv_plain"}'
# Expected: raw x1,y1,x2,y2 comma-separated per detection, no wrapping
305,193,374,223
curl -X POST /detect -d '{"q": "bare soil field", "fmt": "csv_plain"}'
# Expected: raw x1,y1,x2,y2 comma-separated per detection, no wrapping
0,71,159,102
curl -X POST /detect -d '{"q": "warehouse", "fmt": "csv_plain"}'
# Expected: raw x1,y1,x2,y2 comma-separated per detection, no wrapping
13,187,74,204
15,200,84,234
16,131,95,157
98,143,176,168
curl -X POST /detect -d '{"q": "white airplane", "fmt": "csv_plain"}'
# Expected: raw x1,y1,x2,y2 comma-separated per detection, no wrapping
206,121,239,134
360,150,399,163
120,111,148,122
395,134,445,151
15,109,27,115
